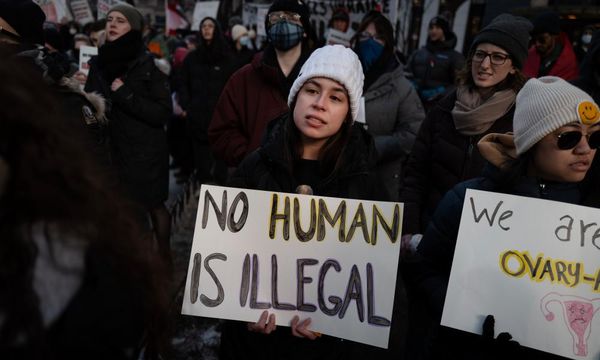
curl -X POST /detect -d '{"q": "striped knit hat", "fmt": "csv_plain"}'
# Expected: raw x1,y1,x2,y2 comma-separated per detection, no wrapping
514,76,600,155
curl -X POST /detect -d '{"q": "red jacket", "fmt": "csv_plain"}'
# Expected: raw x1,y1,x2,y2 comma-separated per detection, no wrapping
523,32,579,80
208,51,290,166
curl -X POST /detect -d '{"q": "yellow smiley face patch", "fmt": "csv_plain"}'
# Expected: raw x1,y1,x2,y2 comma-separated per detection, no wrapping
577,101,600,125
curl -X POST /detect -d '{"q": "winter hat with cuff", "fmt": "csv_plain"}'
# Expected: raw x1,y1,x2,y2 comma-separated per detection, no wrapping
288,44,364,123
108,3,144,32
514,76,600,155
231,24,248,42
470,13,532,70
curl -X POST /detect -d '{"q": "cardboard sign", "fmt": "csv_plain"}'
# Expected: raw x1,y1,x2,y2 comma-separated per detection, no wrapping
78,45,97,75
191,1,220,31
182,185,403,348
443,189,600,359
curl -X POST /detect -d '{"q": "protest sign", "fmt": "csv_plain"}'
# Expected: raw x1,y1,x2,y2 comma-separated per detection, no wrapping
191,1,219,31
182,185,403,348
78,45,97,75
443,189,600,359
70,0,94,25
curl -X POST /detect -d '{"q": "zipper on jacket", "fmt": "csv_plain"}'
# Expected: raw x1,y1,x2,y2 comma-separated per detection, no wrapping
460,136,476,179
538,180,547,197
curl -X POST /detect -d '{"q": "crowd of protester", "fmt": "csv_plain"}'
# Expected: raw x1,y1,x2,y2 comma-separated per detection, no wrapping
2,0,600,359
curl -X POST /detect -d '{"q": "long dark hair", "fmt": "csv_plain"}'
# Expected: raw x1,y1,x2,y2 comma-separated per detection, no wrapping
286,95,353,176
456,47,527,94
0,58,169,358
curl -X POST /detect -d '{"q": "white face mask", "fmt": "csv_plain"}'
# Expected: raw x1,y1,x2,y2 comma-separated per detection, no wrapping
239,35,253,50
582,34,592,45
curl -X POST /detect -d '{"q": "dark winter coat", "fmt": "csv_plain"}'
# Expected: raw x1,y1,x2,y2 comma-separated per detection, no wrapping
208,46,310,166
413,169,597,359
573,30,600,103
398,91,514,235
85,52,171,208
406,34,465,104
363,59,425,200
221,115,409,360
178,43,234,141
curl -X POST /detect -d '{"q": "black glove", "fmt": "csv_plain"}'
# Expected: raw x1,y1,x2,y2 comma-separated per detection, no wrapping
480,314,521,359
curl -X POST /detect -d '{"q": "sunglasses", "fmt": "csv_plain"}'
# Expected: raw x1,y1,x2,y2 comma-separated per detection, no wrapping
556,130,600,150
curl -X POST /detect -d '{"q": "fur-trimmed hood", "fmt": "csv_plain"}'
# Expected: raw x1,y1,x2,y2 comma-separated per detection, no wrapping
60,76,108,125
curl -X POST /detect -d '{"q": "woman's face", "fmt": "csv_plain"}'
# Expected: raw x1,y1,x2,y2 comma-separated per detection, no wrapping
201,20,215,42
529,122,600,183
471,43,515,90
293,77,350,151
105,11,131,42
364,22,385,46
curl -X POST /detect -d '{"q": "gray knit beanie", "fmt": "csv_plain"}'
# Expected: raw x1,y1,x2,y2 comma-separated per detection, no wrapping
108,3,144,32
470,13,532,69
514,76,600,155
288,45,364,123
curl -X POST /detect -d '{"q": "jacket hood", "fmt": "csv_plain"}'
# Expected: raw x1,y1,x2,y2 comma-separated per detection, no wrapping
60,76,108,124
477,132,517,169
426,31,458,52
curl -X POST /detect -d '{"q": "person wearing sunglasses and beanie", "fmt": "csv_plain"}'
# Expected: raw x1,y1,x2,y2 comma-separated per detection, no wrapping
208,0,317,168
414,76,600,359
398,13,532,359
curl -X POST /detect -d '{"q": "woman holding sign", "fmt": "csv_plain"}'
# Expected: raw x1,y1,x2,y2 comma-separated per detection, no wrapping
416,77,600,358
221,45,408,359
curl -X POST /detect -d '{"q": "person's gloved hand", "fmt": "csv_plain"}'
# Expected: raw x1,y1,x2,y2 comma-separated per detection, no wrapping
480,314,521,359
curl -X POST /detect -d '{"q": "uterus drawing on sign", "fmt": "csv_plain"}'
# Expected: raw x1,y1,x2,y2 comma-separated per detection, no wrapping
540,292,600,357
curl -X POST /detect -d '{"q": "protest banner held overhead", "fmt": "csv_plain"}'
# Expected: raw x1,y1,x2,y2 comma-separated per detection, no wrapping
443,189,600,359
182,185,403,348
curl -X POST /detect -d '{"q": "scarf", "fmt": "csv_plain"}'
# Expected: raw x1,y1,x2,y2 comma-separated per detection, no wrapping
452,85,516,136
97,30,143,82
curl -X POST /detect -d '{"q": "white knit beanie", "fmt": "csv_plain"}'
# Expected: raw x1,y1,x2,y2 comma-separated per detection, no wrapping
288,45,364,123
514,76,600,155
231,24,248,42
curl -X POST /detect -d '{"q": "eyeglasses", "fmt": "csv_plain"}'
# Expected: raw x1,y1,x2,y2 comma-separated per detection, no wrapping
358,31,385,43
268,11,302,25
472,50,510,65
556,131,600,150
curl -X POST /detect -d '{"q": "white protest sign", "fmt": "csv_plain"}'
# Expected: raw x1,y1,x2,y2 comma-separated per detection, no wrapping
325,28,354,47
70,0,94,25
256,7,269,37
191,1,220,31
443,189,600,359
78,45,97,75
306,0,398,42
182,185,403,348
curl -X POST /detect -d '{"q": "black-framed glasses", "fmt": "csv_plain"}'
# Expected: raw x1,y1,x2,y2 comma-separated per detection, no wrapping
268,11,302,25
472,50,510,65
556,131,600,150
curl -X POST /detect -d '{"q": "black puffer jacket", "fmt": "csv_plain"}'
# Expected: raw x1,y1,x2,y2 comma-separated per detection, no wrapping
406,34,465,105
572,30,600,103
398,91,514,235
222,115,409,360
85,52,171,208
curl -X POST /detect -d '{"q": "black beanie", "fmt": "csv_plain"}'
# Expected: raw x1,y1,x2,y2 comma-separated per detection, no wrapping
470,13,533,69
532,11,560,35
266,0,311,35
0,0,45,45
429,16,450,39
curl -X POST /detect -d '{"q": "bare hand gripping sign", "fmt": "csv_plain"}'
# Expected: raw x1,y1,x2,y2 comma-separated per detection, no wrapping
443,189,600,359
182,185,403,348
